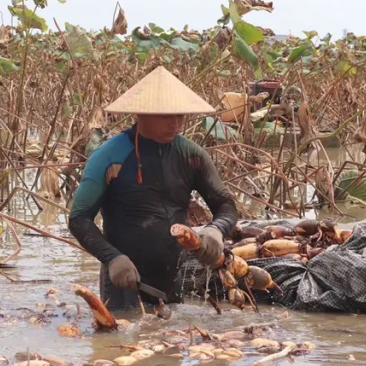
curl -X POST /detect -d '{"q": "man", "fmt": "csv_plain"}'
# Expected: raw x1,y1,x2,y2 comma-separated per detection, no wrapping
68,66,238,312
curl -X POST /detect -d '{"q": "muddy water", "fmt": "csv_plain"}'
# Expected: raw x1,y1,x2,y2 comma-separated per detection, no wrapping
1,148,366,365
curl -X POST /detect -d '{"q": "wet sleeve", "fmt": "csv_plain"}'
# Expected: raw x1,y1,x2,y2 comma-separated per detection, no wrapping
193,149,238,238
68,147,122,266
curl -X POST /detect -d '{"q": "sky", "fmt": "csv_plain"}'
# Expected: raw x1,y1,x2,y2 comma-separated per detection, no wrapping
0,0,365,41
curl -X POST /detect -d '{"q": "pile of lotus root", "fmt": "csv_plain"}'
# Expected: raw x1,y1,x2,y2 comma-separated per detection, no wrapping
170,219,353,312
228,218,353,264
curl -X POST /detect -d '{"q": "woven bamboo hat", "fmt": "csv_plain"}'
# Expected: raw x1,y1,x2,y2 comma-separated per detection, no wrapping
104,66,216,115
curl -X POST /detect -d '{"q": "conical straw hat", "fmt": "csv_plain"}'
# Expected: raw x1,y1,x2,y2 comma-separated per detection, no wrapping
104,66,216,115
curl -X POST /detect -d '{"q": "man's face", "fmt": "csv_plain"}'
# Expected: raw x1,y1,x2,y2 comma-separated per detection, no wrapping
138,114,185,143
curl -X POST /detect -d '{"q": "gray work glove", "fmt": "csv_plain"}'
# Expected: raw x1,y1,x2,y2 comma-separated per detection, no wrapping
194,226,224,267
108,255,140,289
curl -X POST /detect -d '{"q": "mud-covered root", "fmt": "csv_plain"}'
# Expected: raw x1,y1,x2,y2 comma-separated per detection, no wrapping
170,224,201,250
14,353,68,366
219,270,258,312
280,253,310,265
15,361,51,366
228,288,246,310
252,344,296,365
225,255,249,279
232,239,311,260
251,338,281,353
252,340,316,365
246,266,283,294
93,360,116,365
227,287,259,312
281,253,303,260
113,356,138,365
262,239,310,257
170,224,225,266
218,268,237,288
232,237,257,248
231,243,259,260
71,284,118,330
293,219,320,236
339,229,353,244
57,323,80,337
231,225,264,241
265,225,295,239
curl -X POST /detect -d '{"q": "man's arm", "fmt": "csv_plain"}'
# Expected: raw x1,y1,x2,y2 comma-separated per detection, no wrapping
68,147,122,266
193,149,238,238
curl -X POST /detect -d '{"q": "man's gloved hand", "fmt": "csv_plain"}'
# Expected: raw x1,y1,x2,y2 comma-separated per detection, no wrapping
108,255,141,289
194,225,224,267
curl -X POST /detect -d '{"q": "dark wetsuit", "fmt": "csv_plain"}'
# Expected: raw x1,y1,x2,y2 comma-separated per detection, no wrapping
68,123,238,311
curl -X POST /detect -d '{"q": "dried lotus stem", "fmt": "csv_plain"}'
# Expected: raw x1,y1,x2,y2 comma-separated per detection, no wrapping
189,324,193,345
197,286,222,315
240,287,259,312
242,277,260,313
1,218,22,264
